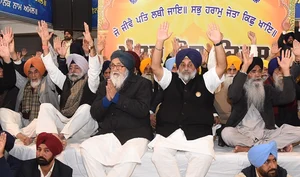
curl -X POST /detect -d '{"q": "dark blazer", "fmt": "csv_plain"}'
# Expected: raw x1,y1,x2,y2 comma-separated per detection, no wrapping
17,159,72,177
90,73,153,145
0,156,13,177
226,72,296,129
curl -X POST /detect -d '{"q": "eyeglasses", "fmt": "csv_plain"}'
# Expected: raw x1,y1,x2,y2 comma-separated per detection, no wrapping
110,64,125,70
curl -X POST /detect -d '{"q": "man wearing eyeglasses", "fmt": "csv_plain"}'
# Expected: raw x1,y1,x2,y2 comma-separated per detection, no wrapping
80,50,153,177
148,22,227,177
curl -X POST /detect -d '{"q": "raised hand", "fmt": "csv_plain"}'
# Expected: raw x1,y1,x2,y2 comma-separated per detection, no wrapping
282,20,291,31
97,36,106,54
82,22,93,47
271,42,281,55
1,27,13,44
293,40,300,56
247,31,256,44
0,132,7,157
37,20,53,43
54,37,68,57
126,39,133,51
171,38,180,56
134,43,141,56
206,23,222,44
0,37,11,63
241,45,253,68
157,22,172,42
278,49,292,73
206,43,212,53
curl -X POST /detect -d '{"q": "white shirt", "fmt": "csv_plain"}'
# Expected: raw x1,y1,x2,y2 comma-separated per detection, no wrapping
38,161,55,177
154,66,225,94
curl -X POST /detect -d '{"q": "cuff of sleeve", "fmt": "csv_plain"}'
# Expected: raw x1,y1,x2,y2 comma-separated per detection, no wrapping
213,113,219,117
112,93,120,104
150,110,154,114
102,96,111,108
13,60,22,65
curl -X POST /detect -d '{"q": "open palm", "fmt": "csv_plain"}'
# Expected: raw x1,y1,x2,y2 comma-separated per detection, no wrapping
278,49,292,71
207,23,222,44
157,22,172,41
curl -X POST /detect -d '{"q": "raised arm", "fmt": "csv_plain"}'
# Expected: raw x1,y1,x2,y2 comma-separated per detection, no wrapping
83,22,103,93
151,22,172,81
206,24,226,79
37,21,66,89
248,31,258,57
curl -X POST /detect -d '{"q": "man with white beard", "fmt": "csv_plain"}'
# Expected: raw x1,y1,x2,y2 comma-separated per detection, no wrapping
35,21,102,144
0,56,59,145
264,57,300,127
221,47,300,153
149,22,227,177
80,50,153,177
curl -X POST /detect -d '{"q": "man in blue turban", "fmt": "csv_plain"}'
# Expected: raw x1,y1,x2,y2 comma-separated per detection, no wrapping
236,141,291,177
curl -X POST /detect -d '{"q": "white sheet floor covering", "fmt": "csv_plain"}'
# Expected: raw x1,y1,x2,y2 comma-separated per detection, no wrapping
9,139,300,177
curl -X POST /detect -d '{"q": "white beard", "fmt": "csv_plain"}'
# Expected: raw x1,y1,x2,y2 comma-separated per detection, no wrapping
177,70,197,83
142,73,154,85
224,74,235,89
68,72,84,82
273,74,284,91
244,78,265,112
110,70,129,91
30,79,41,88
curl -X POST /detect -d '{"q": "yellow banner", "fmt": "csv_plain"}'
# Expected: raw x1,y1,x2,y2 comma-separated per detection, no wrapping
98,0,295,59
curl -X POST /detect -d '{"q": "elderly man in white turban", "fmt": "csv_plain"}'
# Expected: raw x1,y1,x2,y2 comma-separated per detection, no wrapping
35,21,103,143
236,141,291,177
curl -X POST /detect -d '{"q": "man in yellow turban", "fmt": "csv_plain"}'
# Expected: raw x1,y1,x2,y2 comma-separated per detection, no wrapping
0,56,59,146
262,59,269,81
140,58,153,83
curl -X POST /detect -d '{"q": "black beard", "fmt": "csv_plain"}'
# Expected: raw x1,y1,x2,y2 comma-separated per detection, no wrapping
36,156,54,166
64,36,72,41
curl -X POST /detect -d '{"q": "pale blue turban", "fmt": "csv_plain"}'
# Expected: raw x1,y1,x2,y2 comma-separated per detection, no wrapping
248,141,278,168
165,57,176,71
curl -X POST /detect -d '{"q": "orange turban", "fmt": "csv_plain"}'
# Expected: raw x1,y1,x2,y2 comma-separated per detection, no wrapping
24,57,46,77
226,55,242,70
140,58,152,74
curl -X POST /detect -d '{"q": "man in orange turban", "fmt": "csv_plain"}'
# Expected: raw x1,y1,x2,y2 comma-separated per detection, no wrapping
140,58,153,84
0,55,60,146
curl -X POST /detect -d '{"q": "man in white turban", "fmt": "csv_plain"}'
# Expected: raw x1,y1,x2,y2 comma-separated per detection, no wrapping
35,21,103,144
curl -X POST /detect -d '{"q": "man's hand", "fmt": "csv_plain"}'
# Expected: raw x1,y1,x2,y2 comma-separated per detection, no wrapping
150,114,156,129
247,31,256,45
157,22,172,42
278,49,292,76
133,43,141,56
171,38,180,56
240,45,253,73
0,132,7,158
293,40,300,60
97,36,106,55
126,39,133,51
106,79,117,101
0,37,11,63
270,42,281,55
282,20,291,31
37,21,53,45
54,37,68,58
206,23,222,44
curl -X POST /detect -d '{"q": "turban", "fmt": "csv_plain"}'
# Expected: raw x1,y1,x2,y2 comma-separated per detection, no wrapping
36,133,63,157
101,60,111,74
64,29,73,36
126,51,141,73
284,32,294,43
268,57,281,76
240,57,263,74
0,131,15,152
24,57,46,77
66,54,89,75
176,48,202,69
248,141,278,168
140,58,151,74
165,57,176,71
111,50,135,72
227,55,242,70
263,59,269,69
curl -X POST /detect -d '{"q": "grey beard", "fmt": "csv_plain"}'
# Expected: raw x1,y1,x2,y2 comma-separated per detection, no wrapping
244,78,265,112
68,72,84,82
224,75,234,89
30,79,41,88
142,73,154,85
177,70,197,83
110,70,129,91
273,75,284,91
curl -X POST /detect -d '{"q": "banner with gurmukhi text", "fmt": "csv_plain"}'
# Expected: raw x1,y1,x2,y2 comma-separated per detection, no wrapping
98,0,295,59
